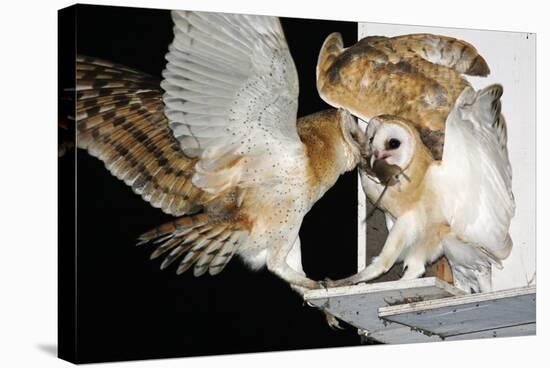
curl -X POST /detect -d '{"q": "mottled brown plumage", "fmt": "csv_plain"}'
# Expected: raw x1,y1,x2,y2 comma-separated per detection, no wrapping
317,33,489,159
75,55,212,217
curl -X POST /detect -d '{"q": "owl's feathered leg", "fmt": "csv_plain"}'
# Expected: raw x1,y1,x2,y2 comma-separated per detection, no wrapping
400,259,426,280
267,233,322,290
286,237,308,295
328,214,412,287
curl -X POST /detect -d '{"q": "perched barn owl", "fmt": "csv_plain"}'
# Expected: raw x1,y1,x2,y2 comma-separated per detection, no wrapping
315,30,503,290
328,85,515,293
316,32,490,160
73,11,364,293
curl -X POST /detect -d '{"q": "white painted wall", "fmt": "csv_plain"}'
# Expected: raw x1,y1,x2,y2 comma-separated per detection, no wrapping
357,23,536,291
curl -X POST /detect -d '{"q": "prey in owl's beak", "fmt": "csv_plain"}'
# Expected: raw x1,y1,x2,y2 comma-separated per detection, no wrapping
360,123,409,187
362,139,410,220
370,160,410,187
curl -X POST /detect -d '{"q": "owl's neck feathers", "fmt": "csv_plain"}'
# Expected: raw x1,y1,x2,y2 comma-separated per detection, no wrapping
297,109,359,202
384,133,433,215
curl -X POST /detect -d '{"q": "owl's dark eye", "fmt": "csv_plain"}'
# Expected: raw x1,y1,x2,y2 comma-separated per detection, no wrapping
387,138,401,150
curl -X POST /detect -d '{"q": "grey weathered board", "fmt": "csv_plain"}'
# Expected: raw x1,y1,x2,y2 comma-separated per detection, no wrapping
304,277,464,344
378,286,536,341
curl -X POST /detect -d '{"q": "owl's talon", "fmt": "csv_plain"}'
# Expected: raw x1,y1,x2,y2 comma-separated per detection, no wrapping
317,279,329,290
319,277,344,290
323,277,357,288
324,311,344,330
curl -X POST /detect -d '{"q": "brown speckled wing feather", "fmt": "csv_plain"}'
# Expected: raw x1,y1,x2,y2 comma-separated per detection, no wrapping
74,55,213,216
317,33,489,159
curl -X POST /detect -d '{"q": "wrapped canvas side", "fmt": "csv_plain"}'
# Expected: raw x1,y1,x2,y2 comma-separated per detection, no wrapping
58,4,77,364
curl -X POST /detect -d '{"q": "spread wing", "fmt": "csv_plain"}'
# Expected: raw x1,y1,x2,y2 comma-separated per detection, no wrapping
75,55,206,216
431,85,515,262
316,33,489,134
74,11,303,216
163,10,303,194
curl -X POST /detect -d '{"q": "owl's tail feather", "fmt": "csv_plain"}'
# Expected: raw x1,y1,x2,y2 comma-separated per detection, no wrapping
138,213,248,276
442,233,504,293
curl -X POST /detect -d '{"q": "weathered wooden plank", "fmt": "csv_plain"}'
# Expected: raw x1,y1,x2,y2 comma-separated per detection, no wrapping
446,323,535,341
379,286,536,339
305,277,464,343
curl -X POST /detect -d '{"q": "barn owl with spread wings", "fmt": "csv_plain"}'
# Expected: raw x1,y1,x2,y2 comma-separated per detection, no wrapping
328,85,515,293
73,11,364,293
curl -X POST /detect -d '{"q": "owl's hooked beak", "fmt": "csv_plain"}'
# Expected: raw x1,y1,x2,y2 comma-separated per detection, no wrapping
370,149,391,168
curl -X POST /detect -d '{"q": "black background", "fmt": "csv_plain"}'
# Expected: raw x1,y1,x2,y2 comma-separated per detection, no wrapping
60,4,360,363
